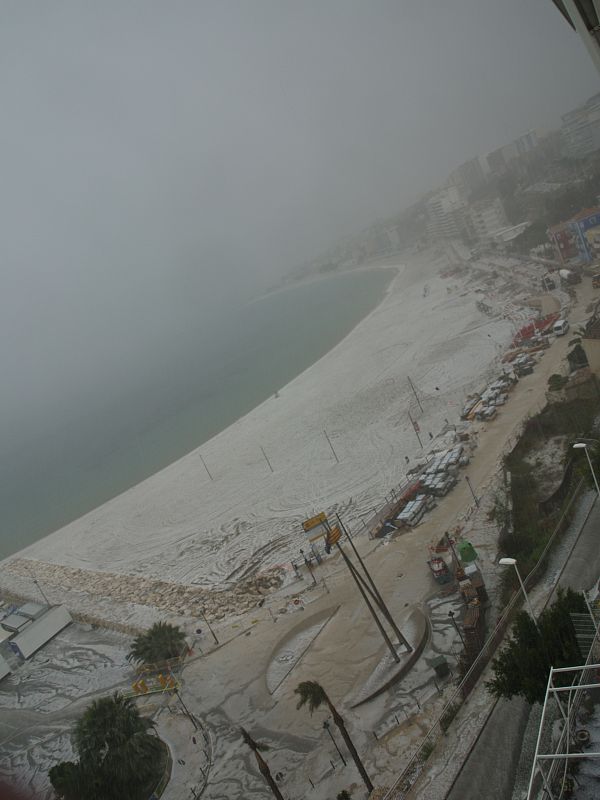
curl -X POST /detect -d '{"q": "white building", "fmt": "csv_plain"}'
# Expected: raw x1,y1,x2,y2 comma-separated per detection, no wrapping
426,186,470,240
468,198,509,241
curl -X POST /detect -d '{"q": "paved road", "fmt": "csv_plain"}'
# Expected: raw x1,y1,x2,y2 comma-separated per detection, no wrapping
446,498,600,800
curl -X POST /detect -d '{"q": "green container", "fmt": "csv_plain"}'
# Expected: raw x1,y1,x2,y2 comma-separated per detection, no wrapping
457,540,478,563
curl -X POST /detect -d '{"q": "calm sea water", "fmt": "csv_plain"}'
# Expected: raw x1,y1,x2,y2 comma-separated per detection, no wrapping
0,268,394,560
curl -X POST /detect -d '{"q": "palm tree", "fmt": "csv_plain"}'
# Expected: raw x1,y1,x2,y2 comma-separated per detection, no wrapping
295,680,373,793
128,620,187,665
49,692,163,800
240,727,285,800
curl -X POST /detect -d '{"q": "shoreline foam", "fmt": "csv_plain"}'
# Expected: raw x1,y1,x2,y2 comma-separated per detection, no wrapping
2,247,518,597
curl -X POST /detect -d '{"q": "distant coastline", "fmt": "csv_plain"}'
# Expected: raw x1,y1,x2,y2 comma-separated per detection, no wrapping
0,266,396,561
250,255,403,305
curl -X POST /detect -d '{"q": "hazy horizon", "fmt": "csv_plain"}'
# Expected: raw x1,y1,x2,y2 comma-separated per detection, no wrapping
0,0,598,503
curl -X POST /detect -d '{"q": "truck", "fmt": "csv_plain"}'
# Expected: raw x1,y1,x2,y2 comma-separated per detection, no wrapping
541,274,556,291
559,268,582,286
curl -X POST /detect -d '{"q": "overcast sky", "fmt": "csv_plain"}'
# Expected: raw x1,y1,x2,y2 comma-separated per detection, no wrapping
0,0,598,444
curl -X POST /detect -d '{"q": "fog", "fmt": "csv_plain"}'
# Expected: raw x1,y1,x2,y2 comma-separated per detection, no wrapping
0,1,597,467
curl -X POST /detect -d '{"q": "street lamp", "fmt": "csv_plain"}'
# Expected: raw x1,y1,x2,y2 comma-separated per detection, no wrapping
464,475,480,507
448,610,466,649
499,557,539,632
572,442,600,497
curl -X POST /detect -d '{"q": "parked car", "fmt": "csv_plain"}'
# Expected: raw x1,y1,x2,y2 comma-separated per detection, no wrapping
553,319,570,337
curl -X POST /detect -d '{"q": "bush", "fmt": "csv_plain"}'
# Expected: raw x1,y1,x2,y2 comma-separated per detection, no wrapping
548,374,568,392
440,703,458,733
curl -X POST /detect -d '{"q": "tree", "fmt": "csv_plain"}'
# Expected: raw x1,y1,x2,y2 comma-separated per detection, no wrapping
48,761,92,800
295,680,373,793
547,373,568,392
128,621,186,665
240,727,284,800
487,589,587,704
49,692,164,800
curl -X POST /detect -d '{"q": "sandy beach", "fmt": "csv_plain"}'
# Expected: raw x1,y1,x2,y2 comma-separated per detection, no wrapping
1,246,588,800
0,245,551,624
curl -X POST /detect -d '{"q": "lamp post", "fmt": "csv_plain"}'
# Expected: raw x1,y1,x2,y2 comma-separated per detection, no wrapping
465,475,480,507
572,442,600,497
448,610,466,649
200,608,219,645
24,563,51,606
300,549,317,585
499,557,539,632
323,719,346,766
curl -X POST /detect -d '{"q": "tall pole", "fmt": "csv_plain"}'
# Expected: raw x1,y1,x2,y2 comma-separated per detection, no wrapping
513,563,539,633
336,542,400,663
583,445,600,497
260,445,274,473
336,514,412,651
408,410,423,449
323,430,340,463
200,608,219,644
448,610,466,649
465,475,480,507
323,720,346,765
407,375,424,413
25,563,51,606
445,531,460,572
300,549,317,585
199,453,213,481
175,688,199,730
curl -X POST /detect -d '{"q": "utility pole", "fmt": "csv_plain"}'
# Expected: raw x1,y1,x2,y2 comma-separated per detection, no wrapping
408,410,423,449
407,375,424,412
465,475,480,507
260,445,274,473
448,610,466,649
335,541,400,663
323,429,339,463
174,688,199,730
199,453,213,481
300,549,317,585
336,514,412,651
25,563,51,606
200,608,219,645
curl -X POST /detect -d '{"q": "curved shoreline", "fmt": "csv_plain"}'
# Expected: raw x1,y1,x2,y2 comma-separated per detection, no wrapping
3,246,517,602
1,264,401,563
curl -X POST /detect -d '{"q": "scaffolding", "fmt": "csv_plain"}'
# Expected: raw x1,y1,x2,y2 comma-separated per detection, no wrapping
526,597,600,800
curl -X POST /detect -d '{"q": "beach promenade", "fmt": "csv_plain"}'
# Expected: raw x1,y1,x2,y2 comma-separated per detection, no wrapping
2,252,595,799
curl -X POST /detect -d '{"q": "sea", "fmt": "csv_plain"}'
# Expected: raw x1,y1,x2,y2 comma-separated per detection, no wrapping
0,268,394,560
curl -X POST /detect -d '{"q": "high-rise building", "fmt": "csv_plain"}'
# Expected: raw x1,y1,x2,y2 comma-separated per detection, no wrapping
468,198,509,241
485,131,542,174
550,1,600,76
514,130,539,157
561,92,600,158
426,186,471,240
448,157,486,196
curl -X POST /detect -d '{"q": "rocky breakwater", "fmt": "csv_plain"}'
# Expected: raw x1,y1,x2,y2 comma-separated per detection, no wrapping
4,558,283,623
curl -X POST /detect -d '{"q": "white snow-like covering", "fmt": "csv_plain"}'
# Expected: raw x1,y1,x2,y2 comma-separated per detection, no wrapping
5,252,517,588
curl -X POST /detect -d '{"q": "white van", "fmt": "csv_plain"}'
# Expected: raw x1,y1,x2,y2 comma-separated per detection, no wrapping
553,319,570,336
